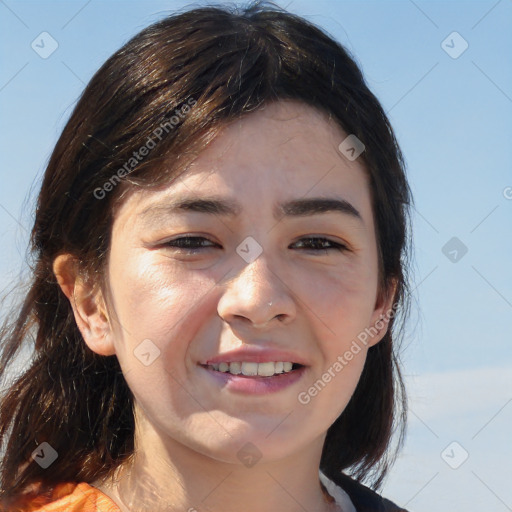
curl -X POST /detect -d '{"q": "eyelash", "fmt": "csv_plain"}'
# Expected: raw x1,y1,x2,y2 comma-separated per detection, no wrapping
163,236,348,254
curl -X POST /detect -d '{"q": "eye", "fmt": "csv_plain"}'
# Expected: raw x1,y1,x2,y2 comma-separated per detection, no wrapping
163,236,219,254
292,237,348,253
161,236,348,255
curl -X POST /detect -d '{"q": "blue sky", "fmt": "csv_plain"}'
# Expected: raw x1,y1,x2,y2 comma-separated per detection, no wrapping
1,1,511,510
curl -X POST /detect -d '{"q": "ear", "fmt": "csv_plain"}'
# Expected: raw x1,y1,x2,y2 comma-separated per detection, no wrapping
52,253,116,356
366,277,398,348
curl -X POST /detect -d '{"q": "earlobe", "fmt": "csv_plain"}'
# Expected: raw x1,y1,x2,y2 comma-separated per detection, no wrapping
367,278,398,348
52,254,116,356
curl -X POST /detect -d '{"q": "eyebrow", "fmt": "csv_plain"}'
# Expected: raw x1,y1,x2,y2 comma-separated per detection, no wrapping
138,195,363,224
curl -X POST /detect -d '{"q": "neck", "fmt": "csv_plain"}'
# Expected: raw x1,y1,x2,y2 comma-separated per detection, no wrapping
93,407,339,512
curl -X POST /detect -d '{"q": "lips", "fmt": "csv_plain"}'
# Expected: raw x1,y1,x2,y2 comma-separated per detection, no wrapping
200,361,307,394
198,346,308,392
202,346,308,367
204,361,302,377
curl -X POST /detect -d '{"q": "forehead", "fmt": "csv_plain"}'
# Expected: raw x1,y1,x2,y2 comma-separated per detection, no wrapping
114,101,374,228
197,101,362,175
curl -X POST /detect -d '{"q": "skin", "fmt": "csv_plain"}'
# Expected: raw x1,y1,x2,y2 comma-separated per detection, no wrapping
53,100,396,512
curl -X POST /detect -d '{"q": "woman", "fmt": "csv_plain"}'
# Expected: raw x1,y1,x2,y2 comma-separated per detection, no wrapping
0,2,413,511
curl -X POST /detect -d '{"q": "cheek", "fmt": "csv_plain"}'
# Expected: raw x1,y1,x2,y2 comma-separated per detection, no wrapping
106,259,208,414
301,256,377,328
106,256,174,352
108,256,218,364
111,254,199,321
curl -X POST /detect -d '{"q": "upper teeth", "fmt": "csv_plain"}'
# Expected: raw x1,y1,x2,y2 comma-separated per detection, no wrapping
208,361,295,376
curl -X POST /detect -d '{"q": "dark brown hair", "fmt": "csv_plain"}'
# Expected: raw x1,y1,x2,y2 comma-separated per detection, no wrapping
0,2,413,509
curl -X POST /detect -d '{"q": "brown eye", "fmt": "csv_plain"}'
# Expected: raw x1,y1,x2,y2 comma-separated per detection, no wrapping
292,237,348,253
163,236,219,254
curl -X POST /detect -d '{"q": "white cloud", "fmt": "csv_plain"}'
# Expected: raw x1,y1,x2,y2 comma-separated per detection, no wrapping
382,366,512,511
405,365,512,425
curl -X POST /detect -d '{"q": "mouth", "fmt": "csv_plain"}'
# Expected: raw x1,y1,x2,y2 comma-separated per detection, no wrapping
201,361,304,377
199,359,307,394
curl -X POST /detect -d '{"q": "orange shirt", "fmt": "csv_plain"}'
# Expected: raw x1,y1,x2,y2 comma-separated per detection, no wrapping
24,482,120,512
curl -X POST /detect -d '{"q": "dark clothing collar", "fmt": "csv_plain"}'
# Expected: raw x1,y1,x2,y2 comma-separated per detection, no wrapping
322,468,409,512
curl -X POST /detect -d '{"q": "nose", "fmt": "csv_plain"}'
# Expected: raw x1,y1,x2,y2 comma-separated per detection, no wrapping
217,254,296,330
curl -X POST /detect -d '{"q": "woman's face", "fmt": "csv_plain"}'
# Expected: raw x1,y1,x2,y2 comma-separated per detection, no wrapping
99,100,393,465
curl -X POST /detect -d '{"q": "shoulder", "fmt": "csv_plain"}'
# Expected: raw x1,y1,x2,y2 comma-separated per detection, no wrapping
321,469,409,512
14,482,120,512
